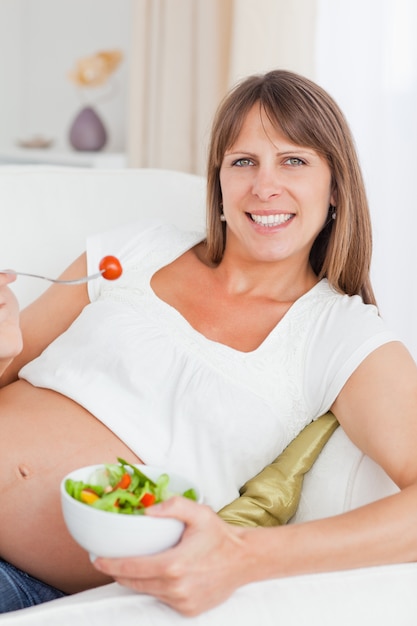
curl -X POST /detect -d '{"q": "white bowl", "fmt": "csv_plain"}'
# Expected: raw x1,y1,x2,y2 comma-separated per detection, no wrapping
61,464,201,558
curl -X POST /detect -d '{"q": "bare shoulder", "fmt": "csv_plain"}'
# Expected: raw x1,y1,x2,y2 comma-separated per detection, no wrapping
159,241,214,274
151,242,213,293
332,341,417,487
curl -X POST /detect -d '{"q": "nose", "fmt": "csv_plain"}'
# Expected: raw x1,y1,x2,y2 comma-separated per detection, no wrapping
251,166,283,202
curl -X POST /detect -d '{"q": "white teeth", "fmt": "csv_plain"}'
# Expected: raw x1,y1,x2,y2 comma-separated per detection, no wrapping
250,213,293,226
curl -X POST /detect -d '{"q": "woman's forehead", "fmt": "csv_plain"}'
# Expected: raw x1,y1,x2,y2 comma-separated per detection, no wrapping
227,104,319,155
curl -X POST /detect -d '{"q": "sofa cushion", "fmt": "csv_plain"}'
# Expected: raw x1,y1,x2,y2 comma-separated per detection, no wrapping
292,426,399,523
218,412,339,526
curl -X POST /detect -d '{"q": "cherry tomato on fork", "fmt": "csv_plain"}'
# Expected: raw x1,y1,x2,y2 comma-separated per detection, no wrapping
99,255,123,280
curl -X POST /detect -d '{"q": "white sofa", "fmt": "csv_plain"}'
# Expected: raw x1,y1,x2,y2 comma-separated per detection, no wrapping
0,166,415,625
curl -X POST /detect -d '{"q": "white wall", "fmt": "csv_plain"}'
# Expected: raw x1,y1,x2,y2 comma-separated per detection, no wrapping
315,0,417,360
0,0,132,153
0,0,25,149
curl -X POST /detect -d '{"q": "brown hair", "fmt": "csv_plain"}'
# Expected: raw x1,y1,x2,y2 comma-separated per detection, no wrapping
206,69,376,305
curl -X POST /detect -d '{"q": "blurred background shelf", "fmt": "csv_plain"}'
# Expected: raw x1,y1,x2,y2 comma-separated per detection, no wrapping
0,148,127,169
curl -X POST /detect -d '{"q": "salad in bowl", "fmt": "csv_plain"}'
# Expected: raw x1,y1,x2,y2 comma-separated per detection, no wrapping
61,458,202,558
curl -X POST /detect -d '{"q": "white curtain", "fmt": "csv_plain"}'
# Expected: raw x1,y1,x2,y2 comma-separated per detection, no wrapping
227,0,317,83
127,0,231,174
315,0,417,359
127,0,317,175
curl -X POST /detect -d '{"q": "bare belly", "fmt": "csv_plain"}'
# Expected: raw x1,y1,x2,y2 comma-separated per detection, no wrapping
0,379,142,594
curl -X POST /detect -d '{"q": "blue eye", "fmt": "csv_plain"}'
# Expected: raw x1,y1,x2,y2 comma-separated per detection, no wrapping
232,158,254,167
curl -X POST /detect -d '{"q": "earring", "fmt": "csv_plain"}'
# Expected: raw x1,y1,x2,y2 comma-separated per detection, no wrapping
219,201,226,221
330,205,337,220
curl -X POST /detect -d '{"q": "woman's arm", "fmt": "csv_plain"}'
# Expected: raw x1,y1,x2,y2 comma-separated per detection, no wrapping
93,341,417,616
0,253,90,386
331,340,417,489
0,273,23,376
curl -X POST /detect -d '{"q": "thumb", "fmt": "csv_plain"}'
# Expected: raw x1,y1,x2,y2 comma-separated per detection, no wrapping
0,272,17,286
146,495,206,525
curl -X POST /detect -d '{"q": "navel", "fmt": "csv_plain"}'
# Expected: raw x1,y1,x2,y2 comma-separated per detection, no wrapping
17,464,32,479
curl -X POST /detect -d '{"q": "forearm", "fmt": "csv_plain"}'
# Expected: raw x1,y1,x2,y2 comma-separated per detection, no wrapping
0,357,12,379
1,257,90,387
238,485,417,584
0,275,23,384
0,323,23,385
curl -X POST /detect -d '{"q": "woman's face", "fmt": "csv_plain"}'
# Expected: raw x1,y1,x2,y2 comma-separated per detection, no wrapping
219,104,335,267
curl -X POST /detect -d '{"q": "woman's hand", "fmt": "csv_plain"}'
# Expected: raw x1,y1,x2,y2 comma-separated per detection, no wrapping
0,273,22,376
93,496,250,616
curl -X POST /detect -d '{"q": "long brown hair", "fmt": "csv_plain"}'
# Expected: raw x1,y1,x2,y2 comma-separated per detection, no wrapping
206,70,376,305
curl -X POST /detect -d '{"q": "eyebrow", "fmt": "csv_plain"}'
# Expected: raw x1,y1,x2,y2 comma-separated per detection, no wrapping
224,148,319,158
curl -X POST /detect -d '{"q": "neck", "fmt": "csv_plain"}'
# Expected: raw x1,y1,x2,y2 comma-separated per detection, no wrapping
213,251,318,302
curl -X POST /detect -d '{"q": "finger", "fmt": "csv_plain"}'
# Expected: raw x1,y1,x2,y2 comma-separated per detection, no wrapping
0,272,17,285
110,574,193,616
93,549,176,580
94,499,216,579
110,573,178,598
145,495,209,525
113,576,197,615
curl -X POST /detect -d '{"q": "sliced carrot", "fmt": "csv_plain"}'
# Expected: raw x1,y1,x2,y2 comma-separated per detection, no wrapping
114,472,131,490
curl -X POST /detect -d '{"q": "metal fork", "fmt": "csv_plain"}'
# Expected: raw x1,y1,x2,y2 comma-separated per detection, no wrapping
0,269,104,284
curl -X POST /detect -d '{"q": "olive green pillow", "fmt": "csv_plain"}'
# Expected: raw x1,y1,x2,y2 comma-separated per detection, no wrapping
218,412,339,527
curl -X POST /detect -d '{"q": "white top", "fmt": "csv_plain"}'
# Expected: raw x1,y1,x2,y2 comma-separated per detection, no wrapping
20,222,398,511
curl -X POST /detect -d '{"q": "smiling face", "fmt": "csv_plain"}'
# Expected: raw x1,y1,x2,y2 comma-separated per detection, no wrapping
219,104,335,269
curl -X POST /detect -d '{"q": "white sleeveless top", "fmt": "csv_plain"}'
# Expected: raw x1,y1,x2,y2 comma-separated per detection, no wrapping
20,222,398,511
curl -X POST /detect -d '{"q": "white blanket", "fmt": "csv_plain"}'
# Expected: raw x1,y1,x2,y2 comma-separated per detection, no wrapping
1,563,416,626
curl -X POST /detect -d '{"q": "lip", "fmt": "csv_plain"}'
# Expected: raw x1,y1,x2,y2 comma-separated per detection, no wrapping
246,212,295,229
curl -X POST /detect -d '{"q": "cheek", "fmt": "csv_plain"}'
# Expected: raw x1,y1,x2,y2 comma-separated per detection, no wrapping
314,178,333,212
220,177,241,208
220,166,254,199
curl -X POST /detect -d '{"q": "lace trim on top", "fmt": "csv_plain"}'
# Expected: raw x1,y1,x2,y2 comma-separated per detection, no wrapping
95,225,335,442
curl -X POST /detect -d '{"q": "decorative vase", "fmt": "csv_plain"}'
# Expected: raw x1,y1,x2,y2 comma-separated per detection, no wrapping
69,106,107,152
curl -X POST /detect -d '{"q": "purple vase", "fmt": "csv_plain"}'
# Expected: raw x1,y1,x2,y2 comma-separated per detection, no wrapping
69,106,107,151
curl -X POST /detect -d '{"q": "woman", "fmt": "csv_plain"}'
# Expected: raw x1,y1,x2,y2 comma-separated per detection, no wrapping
1,69,417,615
